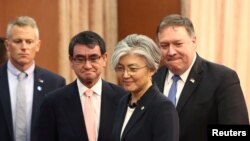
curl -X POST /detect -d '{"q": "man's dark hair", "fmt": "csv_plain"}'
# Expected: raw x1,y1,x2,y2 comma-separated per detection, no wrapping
68,31,106,57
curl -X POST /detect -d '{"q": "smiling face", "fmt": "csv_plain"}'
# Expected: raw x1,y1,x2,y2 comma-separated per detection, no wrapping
70,44,107,88
5,25,40,71
115,54,154,96
157,26,196,75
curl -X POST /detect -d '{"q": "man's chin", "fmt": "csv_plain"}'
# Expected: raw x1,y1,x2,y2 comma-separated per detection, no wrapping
81,78,95,87
84,76,95,82
84,75,99,82
17,59,31,65
168,65,182,74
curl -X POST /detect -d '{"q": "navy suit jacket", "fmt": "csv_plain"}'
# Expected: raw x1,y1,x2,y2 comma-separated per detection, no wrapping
112,84,179,141
38,80,128,141
0,63,66,141
153,54,249,141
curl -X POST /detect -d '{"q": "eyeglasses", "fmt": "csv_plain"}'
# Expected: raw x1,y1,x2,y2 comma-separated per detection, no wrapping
72,55,101,64
115,65,147,75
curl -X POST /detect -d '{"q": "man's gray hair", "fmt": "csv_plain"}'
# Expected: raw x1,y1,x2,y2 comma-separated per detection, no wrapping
6,16,39,39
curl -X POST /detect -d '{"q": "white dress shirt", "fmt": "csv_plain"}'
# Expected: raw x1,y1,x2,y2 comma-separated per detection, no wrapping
7,60,35,141
163,54,197,105
77,78,102,140
120,107,135,138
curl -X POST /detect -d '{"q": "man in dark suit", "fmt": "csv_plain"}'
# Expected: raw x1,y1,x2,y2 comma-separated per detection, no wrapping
153,14,249,141
38,31,128,141
0,16,66,141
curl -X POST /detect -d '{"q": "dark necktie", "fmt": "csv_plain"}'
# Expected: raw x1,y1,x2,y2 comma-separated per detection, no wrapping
168,75,180,106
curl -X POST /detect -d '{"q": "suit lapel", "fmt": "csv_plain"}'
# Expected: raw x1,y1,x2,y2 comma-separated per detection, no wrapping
121,100,145,140
176,55,203,113
0,64,14,140
153,67,168,92
62,81,87,139
121,85,157,140
176,73,201,113
98,81,118,138
31,67,45,132
114,96,129,140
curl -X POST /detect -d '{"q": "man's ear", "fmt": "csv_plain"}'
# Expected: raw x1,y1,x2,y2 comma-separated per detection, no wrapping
4,40,10,52
36,40,41,52
69,56,74,69
102,53,108,67
192,36,197,49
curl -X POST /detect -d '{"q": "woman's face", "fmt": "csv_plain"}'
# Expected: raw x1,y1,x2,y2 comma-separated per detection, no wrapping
115,54,154,96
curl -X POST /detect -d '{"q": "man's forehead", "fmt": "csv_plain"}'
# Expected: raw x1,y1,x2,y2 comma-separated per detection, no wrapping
9,26,37,39
73,44,101,54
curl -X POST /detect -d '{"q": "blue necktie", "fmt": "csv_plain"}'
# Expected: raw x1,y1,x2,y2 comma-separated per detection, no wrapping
168,75,180,106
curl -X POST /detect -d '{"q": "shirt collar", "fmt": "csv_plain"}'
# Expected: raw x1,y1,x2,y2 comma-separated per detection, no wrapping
7,60,35,77
77,77,102,97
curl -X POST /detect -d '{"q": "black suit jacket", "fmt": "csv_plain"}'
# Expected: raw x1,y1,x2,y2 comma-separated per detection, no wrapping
38,80,128,141
153,54,249,141
0,63,66,141
112,84,179,141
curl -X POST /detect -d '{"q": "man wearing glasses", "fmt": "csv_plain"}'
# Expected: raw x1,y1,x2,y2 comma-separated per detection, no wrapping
38,31,128,141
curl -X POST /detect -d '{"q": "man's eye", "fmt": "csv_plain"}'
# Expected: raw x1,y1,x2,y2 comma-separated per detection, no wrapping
77,58,85,61
74,57,85,62
13,40,22,44
26,40,33,44
160,44,169,48
12,39,34,44
89,57,98,61
175,43,183,47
